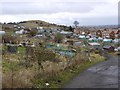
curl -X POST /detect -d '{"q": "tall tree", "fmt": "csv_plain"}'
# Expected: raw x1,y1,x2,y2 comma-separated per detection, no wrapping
73,21,79,28
69,26,73,32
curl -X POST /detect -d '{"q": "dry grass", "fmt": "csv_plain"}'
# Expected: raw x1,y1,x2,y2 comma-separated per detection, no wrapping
35,52,87,80
2,44,105,88
3,68,35,88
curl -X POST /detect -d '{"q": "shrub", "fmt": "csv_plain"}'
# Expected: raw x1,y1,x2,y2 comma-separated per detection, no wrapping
33,47,56,62
25,47,56,69
29,30,37,36
54,33,64,43
2,35,19,44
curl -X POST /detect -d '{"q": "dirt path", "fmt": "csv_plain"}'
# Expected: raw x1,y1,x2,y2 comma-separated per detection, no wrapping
63,54,118,88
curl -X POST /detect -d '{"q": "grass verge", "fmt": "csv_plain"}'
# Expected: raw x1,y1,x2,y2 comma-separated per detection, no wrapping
34,54,105,88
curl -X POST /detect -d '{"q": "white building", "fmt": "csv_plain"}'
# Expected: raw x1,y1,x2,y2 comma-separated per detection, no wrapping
15,29,24,34
0,31,5,35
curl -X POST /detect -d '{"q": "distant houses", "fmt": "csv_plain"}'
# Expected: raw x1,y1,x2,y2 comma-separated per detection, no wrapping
74,28,119,39
1,21,120,54
96,29,119,39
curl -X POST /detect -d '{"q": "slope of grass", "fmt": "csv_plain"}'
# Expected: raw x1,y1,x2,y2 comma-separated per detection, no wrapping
18,47,26,54
34,54,105,88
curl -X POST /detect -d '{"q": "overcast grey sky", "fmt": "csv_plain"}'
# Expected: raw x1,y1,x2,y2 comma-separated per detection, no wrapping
0,0,119,26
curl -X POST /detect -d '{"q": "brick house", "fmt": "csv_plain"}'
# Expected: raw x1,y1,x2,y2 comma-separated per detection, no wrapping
74,28,81,34
74,27,90,35
98,29,115,39
96,30,102,37
116,30,120,38
101,29,110,38
109,31,115,39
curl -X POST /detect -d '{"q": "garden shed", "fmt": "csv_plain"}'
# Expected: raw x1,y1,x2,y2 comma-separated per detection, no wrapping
88,42,101,49
103,45,115,52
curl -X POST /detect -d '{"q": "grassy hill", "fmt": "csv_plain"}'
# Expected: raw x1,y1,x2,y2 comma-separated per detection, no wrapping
18,20,59,29
1,20,67,32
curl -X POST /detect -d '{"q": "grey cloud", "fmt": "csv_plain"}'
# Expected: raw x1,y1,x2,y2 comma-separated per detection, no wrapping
72,16,117,26
1,2,105,15
48,16,117,26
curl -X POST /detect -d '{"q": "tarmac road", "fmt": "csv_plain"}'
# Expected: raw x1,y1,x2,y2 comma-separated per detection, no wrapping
63,54,119,88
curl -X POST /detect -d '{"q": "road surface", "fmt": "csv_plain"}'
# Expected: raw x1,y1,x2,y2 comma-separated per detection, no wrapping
63,54,119,88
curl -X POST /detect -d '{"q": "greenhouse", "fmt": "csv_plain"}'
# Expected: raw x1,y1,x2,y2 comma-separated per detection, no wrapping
103,39,112,43
78,35,86,39
88,38,98,42
113,39,120,43
56,49,76,57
